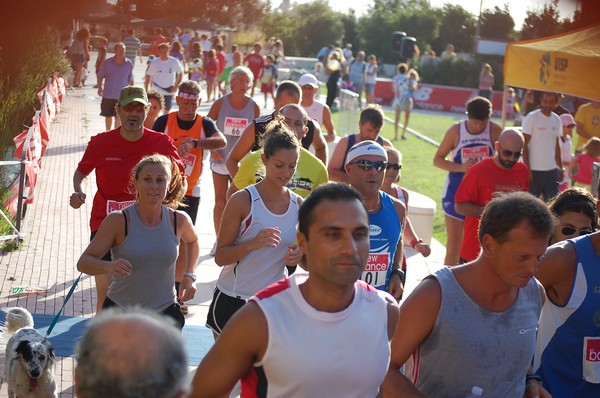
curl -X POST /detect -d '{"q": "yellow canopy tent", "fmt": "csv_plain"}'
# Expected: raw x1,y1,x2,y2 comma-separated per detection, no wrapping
502,24,600,124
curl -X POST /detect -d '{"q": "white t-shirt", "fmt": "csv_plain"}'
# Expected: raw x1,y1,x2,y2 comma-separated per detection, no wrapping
145,57,183,95
522,109,563,171
364,64,377,85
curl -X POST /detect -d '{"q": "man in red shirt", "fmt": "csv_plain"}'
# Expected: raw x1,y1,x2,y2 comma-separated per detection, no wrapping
244,43,265,97
455,128,530,263
70,86,184,313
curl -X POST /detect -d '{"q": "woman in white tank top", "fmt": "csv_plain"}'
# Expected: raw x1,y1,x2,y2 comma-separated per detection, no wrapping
208,118,304,333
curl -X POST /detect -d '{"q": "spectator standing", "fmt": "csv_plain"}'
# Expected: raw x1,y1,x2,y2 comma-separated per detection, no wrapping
207,67,260,256
75,308,188,398
187,56,203,84
348,51,367,106
433,96,501,266
392,63,415,141
190,183,398,398
574,101,600,151
570,137,600,189
179,30,192,53
364,54,378,105
455,129,530,263
244,43,265,97
478,63,494,100
145,42,184,112
122,29,141,66
77,154,198,328
522,91,564,201
299,73,336,143
152,81,227,310
69,86,184,314
384,192,553,398
345,141,406,300
559,113,575,191
97,42,134,131
325,49,344,109
342,42,354,62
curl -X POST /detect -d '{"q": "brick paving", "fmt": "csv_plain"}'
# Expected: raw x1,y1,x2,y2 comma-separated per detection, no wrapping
0,54,446,397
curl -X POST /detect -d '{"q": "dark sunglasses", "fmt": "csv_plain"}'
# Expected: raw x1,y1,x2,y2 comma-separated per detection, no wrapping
349,160,387,172
561,226,593,236
386,163,402,170
121,103,147,113
498,145,522,159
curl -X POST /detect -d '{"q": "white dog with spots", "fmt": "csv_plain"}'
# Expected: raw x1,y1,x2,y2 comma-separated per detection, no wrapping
2,308,56,398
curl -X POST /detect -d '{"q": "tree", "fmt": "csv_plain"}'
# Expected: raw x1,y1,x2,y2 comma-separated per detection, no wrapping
129,0,264,28
262,0,344,57
342,10,359,51
520,1,562,40
431,4,477,54
357,0,438,64
479,5,515,41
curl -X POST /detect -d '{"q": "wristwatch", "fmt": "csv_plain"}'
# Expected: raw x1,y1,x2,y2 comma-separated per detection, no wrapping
183,272,197,282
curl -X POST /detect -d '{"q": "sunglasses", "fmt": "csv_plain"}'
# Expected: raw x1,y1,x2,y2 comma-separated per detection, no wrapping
561,226,593,236
498,145,522,159
386,163,402,170
121,103,147,113
349,160,387,172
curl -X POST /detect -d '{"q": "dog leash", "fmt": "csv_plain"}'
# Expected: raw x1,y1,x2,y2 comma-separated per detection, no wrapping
46,273,82,337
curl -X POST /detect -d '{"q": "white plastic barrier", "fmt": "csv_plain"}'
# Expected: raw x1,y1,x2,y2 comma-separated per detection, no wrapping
405,189,436,246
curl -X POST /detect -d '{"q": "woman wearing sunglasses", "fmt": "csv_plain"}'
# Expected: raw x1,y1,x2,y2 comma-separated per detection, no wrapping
533,188,600,396
381,147,431,262
547,187,597,245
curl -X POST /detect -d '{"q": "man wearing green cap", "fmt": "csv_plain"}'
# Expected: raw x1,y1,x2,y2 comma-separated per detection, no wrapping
70,85,185,314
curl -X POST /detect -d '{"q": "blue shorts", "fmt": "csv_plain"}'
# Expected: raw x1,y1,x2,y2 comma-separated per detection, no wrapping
441,178,465,221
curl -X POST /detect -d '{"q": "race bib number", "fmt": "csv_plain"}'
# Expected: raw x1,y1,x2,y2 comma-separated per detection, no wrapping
583,337,600,383
361,253,390,288
461,146,489,164
183,153,197,176
224,117,248,137
106,199,135,214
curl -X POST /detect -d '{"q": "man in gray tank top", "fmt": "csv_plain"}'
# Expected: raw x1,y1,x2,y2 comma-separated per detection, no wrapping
383,192,554,398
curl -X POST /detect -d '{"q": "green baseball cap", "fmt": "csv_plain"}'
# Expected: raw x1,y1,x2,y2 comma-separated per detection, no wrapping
118,86,149,107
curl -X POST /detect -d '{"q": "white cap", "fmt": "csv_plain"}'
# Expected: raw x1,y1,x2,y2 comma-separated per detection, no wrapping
345,140,388,166
560,113,575,126
298,73,319,88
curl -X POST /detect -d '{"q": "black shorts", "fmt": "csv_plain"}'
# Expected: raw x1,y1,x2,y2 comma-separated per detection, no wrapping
100,98,118,117
90,232,111,261
179,195,200,224
103,296,185,330
206,287,247,334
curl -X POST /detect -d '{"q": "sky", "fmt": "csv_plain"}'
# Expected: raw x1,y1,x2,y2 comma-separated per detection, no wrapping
290,0,579,29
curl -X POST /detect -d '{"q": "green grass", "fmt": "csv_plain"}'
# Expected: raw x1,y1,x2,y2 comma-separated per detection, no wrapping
331,108,503,245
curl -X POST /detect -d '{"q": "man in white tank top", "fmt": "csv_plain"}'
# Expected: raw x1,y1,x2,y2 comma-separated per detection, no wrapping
299,73,337,143
384,192,554,397
190,183,399,398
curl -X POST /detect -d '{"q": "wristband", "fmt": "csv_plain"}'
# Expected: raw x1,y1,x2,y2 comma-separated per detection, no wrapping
525,374,542,383
390,269,405,285
410,239,423,249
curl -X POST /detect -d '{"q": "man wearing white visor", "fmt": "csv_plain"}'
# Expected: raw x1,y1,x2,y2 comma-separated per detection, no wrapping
345,140,406,300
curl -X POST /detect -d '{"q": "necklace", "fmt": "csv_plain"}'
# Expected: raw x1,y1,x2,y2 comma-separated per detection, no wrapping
366,195,381,213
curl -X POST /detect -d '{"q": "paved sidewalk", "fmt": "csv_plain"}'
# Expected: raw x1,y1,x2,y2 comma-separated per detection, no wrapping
0,54,446,397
